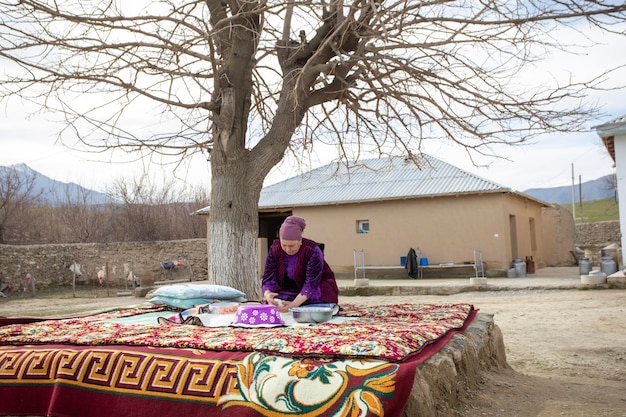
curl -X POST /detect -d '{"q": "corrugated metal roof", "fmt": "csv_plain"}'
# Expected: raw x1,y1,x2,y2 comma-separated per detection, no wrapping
258,155,510,209
593,115,626,162
593,114,626,137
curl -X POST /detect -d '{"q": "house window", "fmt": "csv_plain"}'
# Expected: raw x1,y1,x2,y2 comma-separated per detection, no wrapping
357,220,369,234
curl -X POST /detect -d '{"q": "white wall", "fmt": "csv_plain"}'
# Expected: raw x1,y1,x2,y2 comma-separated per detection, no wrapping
613,135,626,266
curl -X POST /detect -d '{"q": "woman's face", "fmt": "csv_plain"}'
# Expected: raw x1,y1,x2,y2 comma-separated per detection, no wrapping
280,239,302,255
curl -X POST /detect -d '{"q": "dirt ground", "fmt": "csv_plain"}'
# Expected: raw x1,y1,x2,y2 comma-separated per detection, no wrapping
1,286,625,416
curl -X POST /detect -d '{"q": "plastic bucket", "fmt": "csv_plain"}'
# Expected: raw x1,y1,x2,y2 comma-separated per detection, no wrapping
400,256,407,267
419,258,429,266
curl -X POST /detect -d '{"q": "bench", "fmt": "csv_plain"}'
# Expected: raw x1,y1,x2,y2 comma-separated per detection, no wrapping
353,249,485,280
418,250,485,279
353,250,406,280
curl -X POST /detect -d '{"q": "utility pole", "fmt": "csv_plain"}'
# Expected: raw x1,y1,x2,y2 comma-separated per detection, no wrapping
571,164,576,222
579,174,584,223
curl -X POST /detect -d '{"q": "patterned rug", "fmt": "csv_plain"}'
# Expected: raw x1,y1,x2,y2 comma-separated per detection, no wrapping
0,303,475,417
0,303,474,361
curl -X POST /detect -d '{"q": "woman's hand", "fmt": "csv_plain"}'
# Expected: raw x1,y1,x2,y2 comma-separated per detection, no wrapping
274,299,295,313
265,293,295,313
265,292,290,312
264,291,307,313
264,290,278,305
275,294,308,313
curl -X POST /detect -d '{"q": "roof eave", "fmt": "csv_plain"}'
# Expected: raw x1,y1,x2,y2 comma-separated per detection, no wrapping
595,126,626,138
509,191,552,207
259,189,513,210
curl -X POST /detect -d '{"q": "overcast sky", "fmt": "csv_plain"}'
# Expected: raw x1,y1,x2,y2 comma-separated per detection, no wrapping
1,24,624,194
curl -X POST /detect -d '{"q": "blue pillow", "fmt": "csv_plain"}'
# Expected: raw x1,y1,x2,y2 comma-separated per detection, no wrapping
148,296,213,310
149,295,248,310
152,283,245,300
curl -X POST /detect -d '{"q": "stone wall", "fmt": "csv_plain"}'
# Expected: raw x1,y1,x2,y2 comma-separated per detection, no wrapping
574,220,621,267
575,220,621,247
0,239,208,292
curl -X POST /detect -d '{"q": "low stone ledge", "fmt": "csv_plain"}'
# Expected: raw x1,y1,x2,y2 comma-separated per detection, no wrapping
608,273,626,289
338,284,580,297
402,313,508,417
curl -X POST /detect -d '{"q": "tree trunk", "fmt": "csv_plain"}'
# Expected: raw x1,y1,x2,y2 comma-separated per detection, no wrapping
208,154,264,301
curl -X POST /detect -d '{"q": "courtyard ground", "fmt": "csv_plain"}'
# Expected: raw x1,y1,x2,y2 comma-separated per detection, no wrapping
0,273,624,416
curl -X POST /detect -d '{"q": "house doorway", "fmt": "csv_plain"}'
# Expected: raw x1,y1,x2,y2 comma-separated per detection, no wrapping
259,212,291,250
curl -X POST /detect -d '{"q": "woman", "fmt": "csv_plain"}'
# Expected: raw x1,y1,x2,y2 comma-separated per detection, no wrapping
261,216,339,312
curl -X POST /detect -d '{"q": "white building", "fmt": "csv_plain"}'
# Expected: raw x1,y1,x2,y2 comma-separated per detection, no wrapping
595,114,626,265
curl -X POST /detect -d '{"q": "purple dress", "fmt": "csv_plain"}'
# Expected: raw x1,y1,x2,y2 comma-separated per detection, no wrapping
261,238,339,304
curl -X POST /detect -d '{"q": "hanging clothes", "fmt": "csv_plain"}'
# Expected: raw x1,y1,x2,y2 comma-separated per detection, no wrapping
405,248,419,279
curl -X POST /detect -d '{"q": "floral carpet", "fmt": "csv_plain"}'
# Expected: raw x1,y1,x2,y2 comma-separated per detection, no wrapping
0,303,474,361
0,303,475,417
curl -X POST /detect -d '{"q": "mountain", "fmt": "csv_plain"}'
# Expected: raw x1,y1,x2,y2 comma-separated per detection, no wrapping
2,163,615,207
0,163,115,206
523,175,616,204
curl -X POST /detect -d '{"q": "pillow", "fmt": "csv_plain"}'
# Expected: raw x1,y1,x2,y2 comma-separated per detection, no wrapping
152,283,245,300
149,296,212,310
149,295,247,310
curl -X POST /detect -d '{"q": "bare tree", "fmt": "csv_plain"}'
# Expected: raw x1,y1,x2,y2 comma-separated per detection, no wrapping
107,175,207,242
0,165,43,244
0,0,624,298
603,173,618,202
50,183,113,242
166,185,210,240
108,176,175,242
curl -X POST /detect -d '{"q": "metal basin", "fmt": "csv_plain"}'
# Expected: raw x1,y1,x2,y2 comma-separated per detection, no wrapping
291,306,334,323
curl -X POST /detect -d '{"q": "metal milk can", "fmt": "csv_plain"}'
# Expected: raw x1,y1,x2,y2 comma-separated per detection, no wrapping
600,256,617,275
578,258,592,275
513,258,526,277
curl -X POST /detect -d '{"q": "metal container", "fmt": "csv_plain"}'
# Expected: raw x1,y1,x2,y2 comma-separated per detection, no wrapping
513,258,526,277
578,257,592,275
291,307,334,323
600,256,617,275
525,256,535,274
601,245,621,269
